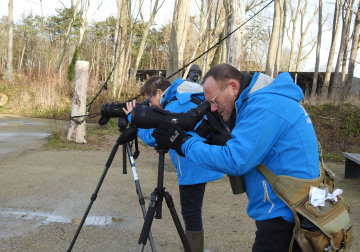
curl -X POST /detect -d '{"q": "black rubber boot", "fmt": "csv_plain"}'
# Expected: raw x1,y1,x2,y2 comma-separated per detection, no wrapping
185,230,204,252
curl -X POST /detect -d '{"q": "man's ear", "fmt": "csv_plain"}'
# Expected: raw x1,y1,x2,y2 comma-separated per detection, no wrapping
230,80,241,96
157,89,163,95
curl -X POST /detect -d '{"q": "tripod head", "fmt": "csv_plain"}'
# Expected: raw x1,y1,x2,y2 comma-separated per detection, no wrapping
118,118,128,132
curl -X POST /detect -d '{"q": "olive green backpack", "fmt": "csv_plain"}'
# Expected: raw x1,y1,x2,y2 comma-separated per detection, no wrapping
255,143,353,252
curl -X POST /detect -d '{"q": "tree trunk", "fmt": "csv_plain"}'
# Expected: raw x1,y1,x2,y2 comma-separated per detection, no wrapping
209,30,223,68
55,0,81,74
311,0,322,105
131,0,161,82
112,0,122,92
67,61,89,144
342,2,360,101
18,37,26,72
182,2,212,79
322,0,343,100
287,0,301,71
166,0,191,82
7,0,14,82
95,41,100,82
226,1,245,69
116,0,128,99
274,0,286,77
294,1,318,72
266,0,282,77
334,0,355,100
123,1,133,89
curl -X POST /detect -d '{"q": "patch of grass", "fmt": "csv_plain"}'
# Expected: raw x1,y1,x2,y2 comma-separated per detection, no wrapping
45,119,121,150
304,103,360,163
323,153,345,163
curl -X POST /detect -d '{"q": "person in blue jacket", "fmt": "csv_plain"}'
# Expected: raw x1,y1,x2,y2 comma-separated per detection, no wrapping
151,64,320,252
123,75,224,252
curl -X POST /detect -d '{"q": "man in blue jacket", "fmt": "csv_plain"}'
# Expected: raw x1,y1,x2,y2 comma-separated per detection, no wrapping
152,64,320,252
123,76,224,252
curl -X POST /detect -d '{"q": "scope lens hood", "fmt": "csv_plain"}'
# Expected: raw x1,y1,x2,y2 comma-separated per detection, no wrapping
98,116,110,125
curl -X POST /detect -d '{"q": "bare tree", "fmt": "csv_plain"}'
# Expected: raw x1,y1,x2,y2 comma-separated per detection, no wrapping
130,0,163,82
333,0,355,98
226,1,246,69
116,0,129,99
113,0,128,97
166,0,191,82
322,0,344,100
341,1,360,101
266,0,282,77
294,1,318,72
311,0,322,105
7,0,14,82
286,0,301,71
274,0,286,77
78,0,103,48
182,1,212,79
55,0,81,74
123,0,133,87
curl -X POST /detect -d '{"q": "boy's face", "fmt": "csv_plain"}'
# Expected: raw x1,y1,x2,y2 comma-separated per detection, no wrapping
145,89,162,109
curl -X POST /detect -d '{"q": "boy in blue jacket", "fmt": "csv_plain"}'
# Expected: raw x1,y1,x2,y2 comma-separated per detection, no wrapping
152,64,320,252
123,76,224,252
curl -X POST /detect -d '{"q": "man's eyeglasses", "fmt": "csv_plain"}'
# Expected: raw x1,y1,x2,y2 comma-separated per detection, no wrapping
208,82,229,107
145,90,157,102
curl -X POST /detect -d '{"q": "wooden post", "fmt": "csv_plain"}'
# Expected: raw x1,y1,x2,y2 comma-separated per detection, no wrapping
67,61,89,143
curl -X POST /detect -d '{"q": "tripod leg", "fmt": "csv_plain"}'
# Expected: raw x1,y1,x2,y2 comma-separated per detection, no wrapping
67,135,121,252
164,191,192,252
137,192,159,252
125,143,156,252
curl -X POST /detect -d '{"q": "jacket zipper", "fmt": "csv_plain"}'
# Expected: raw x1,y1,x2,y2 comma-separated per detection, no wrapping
263,180,274,213
177,155,182,176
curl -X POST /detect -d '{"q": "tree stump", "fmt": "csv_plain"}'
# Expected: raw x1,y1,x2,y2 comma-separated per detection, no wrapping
0,94,8,106
67,61,89,144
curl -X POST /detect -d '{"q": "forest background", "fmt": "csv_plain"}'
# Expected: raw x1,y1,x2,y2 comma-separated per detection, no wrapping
0,0,359,162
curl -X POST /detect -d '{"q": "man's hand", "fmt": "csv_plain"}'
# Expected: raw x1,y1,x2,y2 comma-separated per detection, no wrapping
152,121,190,157
122,100,136,116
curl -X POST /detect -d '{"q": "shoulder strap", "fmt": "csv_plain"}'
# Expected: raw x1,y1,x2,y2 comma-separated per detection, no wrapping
255,163,324,208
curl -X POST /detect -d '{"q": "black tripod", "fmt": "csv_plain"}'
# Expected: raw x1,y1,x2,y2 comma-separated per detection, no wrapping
67,118,155,252
136,144,192,252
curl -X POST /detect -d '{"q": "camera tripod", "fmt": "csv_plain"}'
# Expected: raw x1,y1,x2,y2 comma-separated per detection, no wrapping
67,118,155,252
137,144,192,252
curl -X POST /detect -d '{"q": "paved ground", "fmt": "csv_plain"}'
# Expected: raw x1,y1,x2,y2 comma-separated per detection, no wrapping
0,114,359,252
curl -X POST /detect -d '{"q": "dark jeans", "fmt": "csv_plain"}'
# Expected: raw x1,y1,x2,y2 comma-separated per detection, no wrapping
252,217,302,252
179,183,206,231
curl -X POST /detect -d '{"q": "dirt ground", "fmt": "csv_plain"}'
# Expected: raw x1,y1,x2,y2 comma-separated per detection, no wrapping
0,114,359,252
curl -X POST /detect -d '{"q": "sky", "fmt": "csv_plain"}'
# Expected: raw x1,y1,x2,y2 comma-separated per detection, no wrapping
1,0,359,78
0,0,178,27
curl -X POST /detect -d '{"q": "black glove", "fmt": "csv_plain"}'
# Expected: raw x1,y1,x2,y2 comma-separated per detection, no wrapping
151,121,191,157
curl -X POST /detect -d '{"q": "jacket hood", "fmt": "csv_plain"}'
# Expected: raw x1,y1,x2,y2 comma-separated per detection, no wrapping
160,78,204,106
239,72,304,104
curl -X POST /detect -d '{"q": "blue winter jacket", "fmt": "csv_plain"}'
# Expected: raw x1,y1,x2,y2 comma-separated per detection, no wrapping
128,78,224,185
181,72,319,222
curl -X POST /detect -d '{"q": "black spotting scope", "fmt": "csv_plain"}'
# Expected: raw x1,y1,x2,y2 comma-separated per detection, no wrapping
130,100,210,131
